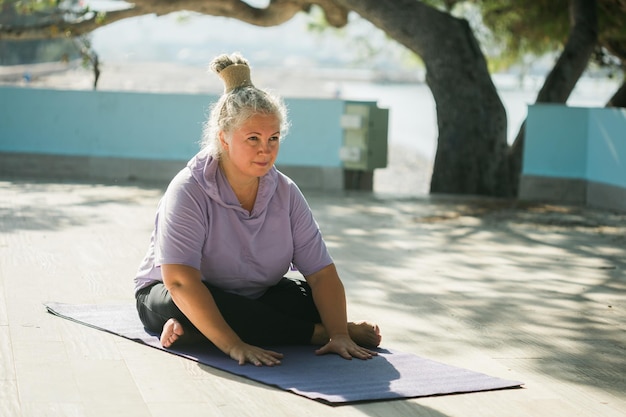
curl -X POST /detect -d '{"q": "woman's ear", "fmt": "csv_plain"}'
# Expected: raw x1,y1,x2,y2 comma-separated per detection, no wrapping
219,131,229,150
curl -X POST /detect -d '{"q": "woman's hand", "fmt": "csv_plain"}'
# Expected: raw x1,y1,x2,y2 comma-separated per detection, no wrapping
228,341,284,366
314,334,378,360
163,264,282,367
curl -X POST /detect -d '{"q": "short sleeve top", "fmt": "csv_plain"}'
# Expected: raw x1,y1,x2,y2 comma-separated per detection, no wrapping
134,151,333,299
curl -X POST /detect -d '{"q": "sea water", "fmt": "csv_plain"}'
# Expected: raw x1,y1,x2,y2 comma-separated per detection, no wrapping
336,75,620,161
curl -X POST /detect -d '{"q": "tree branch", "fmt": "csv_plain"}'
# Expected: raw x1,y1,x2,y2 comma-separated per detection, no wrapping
508,0,599,195
0,6,142,40
606,79,626,107
534,0,599,103
0,0,349,40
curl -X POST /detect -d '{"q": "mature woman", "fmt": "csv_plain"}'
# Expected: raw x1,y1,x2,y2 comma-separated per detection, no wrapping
134,52,381,366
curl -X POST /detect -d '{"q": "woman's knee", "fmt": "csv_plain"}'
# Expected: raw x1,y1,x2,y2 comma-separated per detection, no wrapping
135,283,183,332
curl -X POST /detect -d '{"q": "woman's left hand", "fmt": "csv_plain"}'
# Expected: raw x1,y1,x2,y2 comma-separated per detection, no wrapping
314,334,378,360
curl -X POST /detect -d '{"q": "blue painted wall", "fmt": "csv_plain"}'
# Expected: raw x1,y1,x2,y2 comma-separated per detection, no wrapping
586,108,626,188
523,104,626,188
279,98,344,167
0,87,345,167
0,87,204,160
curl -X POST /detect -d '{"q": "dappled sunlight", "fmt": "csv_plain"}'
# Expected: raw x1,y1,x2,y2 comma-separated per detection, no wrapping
342,228,370,236
0,180,164,234
0,180,164,306
311,193,626,398
3,182,624,410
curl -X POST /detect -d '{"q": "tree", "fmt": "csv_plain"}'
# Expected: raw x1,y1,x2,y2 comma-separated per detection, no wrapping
595,1,626,108
475,0,626,193
477,0,626,108
342,0,510,195
0,0,617,197
475,0,599,195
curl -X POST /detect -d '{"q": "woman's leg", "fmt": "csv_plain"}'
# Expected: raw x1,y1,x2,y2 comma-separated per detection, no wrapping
259,278,383,348
207,280,317,345
135,283,200,337
135,280,317,346
257,277,321,323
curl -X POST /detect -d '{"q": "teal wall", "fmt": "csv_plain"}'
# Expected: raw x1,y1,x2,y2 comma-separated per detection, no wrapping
587,108,626,188
278,98,344,167
0,87,345,167
523,104,626,188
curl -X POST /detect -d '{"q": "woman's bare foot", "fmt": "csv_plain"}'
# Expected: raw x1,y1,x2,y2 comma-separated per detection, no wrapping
348,321,382,348
160,318,185,348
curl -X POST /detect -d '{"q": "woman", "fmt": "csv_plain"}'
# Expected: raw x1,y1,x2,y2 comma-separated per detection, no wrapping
134,52,381,366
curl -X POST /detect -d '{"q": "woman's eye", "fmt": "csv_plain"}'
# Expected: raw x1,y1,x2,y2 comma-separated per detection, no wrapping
269,136,280,142
248,136,259,141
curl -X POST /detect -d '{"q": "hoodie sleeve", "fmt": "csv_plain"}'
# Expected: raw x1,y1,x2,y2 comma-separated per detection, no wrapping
289,184,333,276
154,170,208,270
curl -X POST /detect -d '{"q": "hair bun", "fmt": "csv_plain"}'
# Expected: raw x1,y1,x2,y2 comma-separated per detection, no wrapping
219,64,254,93
210,53,254,93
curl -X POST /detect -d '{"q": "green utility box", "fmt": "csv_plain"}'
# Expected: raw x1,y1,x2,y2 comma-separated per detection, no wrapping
339,101,389,171
339,101,389,190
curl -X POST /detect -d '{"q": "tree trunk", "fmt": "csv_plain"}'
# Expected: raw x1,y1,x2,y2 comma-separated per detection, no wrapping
337,0,509,196
606,79,626,107
602,39,626,108
508,0,598,196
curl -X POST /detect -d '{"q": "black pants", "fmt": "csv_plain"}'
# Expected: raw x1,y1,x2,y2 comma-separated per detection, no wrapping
135,278,321,346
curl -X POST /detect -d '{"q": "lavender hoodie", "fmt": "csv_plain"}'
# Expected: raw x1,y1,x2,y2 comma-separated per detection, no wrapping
134,150,333,299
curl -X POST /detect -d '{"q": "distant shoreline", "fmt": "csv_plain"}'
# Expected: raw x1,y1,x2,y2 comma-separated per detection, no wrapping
0,60,429,96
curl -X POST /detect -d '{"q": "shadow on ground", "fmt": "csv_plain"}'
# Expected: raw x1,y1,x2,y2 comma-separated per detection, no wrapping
307,191,626,399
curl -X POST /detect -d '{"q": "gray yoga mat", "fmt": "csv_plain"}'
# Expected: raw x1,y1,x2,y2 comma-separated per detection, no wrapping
45,302,523,404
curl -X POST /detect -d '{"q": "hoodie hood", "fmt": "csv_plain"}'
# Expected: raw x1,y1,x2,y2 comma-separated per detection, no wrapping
186,150,279,217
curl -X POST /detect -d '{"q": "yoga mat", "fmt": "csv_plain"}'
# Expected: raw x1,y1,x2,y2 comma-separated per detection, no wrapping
45,302,523,404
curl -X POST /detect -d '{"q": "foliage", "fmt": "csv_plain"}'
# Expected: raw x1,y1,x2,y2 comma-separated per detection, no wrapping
1,0,86,20
472,0,626,72
2,0,62,15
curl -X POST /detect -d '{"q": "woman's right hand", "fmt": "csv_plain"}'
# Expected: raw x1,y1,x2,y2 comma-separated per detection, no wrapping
163,264,283,367
228,341,284,366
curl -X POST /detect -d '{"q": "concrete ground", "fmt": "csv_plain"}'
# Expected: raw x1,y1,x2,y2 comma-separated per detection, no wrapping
1,177,625,417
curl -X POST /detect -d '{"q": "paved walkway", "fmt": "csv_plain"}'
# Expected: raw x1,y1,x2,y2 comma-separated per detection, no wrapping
1,178,625,417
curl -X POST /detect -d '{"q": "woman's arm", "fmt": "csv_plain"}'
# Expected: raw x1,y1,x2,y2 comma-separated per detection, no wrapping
162,264,283,366
306,263,377,360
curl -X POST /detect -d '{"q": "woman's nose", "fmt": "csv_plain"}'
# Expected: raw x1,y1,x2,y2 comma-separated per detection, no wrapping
258,140,272,154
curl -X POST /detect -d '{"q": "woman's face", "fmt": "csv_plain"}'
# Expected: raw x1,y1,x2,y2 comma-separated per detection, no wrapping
221,113,281,181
